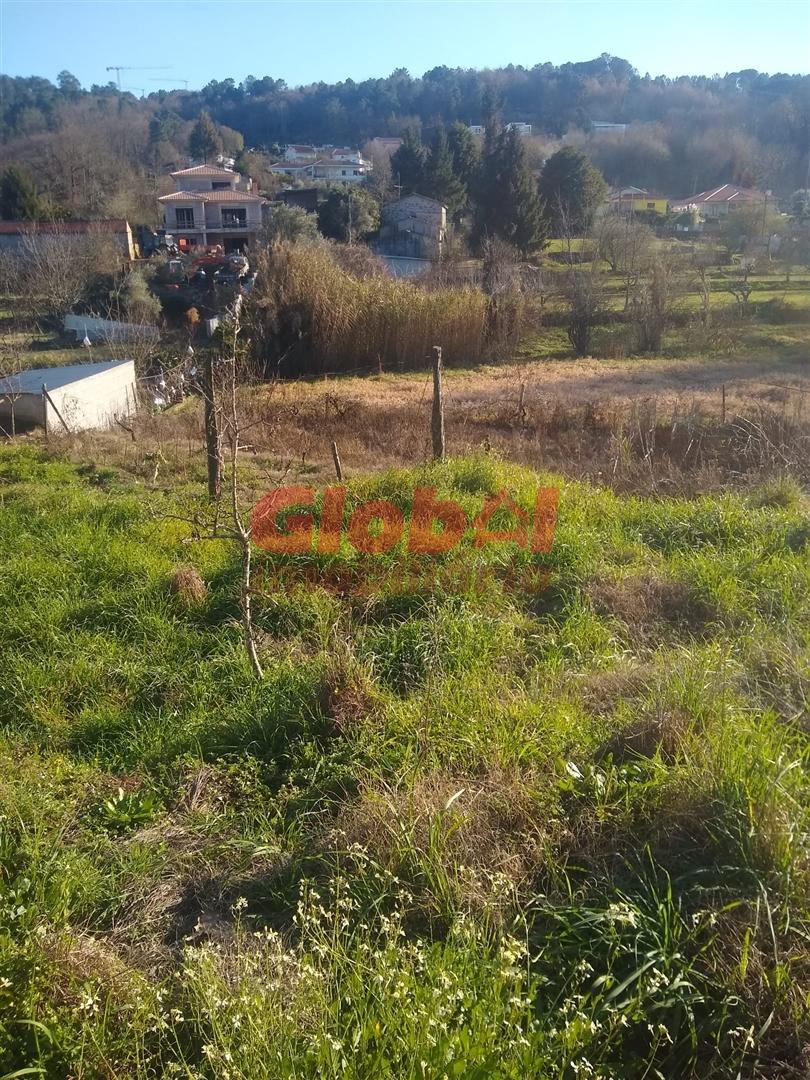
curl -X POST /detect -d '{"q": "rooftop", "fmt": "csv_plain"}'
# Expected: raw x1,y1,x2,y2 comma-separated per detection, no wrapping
0,360,132,397
170,164,236,178
674,184,764,205
158,190,265,203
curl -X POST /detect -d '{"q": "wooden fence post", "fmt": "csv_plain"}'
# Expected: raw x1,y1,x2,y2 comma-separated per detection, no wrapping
201,354,222,501
331,440,344,481
431,345,445,462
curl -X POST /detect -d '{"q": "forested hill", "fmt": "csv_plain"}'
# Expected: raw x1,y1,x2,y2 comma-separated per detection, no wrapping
1,56,809,222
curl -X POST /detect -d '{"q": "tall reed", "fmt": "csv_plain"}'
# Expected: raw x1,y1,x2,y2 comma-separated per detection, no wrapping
247,242,489,376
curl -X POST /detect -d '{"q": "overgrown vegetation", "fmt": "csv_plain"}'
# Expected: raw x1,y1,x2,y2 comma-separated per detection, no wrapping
246,242,494,375
0,441,808,1077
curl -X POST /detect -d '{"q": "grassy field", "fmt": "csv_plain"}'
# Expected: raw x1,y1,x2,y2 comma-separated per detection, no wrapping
1,251,809,1077
0,431,809,1077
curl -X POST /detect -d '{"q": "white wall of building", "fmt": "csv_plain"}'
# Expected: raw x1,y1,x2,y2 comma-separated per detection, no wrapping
46,362,137,432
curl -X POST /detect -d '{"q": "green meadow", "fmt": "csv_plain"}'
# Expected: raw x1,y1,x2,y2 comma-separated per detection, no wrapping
0,442,808,1078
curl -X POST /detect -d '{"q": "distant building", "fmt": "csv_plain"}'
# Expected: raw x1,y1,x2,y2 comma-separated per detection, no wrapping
370,136,403,154
374,193,447,261
270,146,372,184
0,219,135,260
269,159,318,180
591,121,627,133
0,360,136,434
609,187,669,215
468,122,531,136
283,145,318,161
670,184,766,219
158,164,266,252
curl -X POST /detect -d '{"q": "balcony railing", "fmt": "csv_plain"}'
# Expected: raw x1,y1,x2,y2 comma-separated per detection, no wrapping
220,218,248,228
173,219,197,230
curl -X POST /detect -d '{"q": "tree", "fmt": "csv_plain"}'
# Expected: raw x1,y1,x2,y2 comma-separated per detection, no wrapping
0,166,42,220
631,257,687,353
56,70,82,101
317,188,379,243
423,128,465,213
597,214,655,307
447,122,480,194
19,226,122,322
474,127,547,256
262,204,320,247
149,107,182,147
117,269,162,324
391,128,427,194
721,201,788,256
562,265,605,357
539,146,607,236
189,111,223,163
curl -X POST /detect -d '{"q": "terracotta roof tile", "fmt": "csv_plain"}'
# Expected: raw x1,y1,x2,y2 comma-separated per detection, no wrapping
170,164,236,178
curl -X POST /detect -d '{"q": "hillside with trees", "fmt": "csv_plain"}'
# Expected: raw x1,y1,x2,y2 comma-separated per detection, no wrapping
1,56,809,225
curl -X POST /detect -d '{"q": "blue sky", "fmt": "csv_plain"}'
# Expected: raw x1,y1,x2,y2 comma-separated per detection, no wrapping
1,0,808,90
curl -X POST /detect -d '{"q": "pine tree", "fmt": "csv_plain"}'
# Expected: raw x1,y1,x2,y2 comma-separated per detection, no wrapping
447,122,480,193
390,128,427,194
538,146,607,236
0,165,42,221
473,128,546,256
498,128,547,255
423,128,465,213
189,111,223,164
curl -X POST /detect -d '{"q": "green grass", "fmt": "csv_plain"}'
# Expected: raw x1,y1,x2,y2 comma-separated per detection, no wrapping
0,443,808,1078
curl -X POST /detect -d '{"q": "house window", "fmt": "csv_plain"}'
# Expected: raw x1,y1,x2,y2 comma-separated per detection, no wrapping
175,207,195,228
646,202,656,210
212,181,231,190
221,208,247,228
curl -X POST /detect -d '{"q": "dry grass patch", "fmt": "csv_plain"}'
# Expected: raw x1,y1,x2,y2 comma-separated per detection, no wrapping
588,572,716,640
330,769,553,916
578,661,658,716
168,565,207,608
596,705,695,764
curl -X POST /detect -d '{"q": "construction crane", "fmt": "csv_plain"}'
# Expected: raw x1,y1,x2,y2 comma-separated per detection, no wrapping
106,65,171,89
150,78,190,90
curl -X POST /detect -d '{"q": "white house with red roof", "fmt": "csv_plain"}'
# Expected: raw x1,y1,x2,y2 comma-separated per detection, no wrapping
158,164,266,252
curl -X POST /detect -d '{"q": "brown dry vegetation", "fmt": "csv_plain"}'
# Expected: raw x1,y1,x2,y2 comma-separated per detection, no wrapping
330,769,551,919
36,348,810,497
